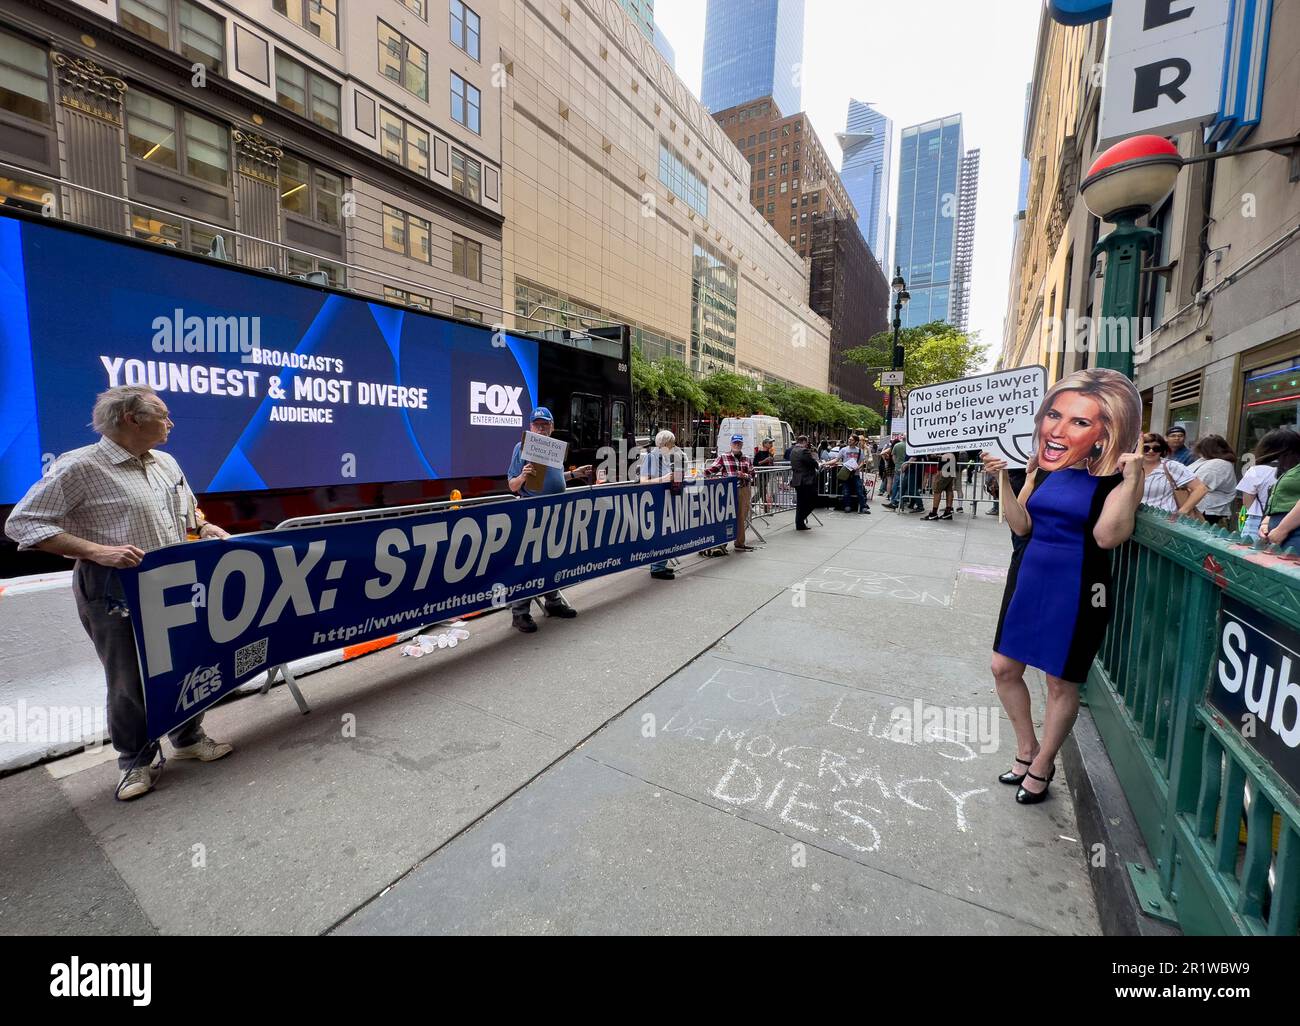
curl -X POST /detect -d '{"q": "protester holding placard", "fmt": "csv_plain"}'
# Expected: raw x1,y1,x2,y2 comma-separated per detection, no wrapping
3,385,234,801
506,407,593,632
982,369,1145,806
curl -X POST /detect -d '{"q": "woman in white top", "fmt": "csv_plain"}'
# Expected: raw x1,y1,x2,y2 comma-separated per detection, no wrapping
1140,432,1208,514
1238,442,1280,541
1187,435,1239,526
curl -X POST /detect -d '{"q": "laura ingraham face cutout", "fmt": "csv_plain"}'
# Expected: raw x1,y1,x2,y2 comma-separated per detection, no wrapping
1037,391,1104,470
1030,368,1142,476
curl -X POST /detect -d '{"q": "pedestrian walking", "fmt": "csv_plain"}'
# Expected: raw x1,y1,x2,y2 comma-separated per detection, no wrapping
923,452,958,521
1237,429,1291,541
1188,435,1238,525
506,407,593,632
1139,433,1208,515
789,434,819,531
1257,430,1300,554
4,385,235,801
984,369,1145,805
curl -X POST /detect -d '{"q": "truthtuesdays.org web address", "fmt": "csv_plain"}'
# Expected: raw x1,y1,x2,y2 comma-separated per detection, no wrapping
311,540,721,645
311,579,544,644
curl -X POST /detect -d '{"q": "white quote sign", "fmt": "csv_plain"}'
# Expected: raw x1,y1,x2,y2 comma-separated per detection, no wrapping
906,367,1047,468
521,430,569,470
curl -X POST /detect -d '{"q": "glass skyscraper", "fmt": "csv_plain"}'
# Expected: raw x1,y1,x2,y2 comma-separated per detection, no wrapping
838,99,893,271
700,0,805,117
894,114,977,329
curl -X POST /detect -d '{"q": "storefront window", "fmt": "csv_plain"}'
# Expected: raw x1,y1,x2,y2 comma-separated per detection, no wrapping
1240,357,1300,454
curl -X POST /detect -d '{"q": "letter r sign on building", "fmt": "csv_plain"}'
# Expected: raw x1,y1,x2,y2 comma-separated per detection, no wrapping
1087,1,1235,147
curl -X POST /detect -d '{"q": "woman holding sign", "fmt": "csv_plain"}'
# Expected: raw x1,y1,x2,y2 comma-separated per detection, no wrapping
982,369,1145,805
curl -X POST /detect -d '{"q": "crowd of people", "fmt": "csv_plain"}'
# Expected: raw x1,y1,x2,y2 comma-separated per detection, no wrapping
1133,424,1300,552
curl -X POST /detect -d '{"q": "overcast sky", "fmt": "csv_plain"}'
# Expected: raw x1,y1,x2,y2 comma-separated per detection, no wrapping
654,0,1045,367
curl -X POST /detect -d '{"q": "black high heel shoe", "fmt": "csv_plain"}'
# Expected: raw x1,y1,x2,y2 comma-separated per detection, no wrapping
998,756,1033,786
1015,768,1055,805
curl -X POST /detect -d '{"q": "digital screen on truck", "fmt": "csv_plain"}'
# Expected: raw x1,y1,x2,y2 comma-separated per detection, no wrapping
0,215,539,504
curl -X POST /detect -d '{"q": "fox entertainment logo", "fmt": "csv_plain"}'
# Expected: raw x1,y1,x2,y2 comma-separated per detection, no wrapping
175,663,224,713
470,381,523,427
50,958,151,1006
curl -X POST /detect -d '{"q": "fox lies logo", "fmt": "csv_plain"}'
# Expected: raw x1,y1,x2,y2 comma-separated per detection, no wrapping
470,381,523,427
175,663,225,713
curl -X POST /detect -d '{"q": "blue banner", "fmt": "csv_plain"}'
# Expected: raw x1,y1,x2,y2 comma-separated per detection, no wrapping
119,478,739,740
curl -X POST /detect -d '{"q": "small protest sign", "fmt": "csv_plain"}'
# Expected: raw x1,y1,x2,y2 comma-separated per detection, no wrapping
906,366,1047,467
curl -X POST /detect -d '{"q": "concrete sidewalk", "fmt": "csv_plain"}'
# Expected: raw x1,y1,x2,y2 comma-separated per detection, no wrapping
0,503,1099,935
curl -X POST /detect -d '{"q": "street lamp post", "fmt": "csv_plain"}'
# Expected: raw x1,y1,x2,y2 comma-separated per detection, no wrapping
1079,136,1183,379
887,268,910,432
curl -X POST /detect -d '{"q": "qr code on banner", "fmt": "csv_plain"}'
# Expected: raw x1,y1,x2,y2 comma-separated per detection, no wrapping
234,637,269,677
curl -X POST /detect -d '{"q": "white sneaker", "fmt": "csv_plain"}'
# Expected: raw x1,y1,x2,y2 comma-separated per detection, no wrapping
116,765,158,801
170,735,233,762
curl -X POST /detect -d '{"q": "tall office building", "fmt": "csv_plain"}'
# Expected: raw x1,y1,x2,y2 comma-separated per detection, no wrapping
653,24,676,71
700,0,805,117
894,114,978,329
837,100,893,270
618,0,656,39
951,149,981,333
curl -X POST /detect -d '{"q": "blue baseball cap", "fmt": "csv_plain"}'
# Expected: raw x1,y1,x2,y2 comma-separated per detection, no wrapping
530,407,554,423
731,434,745,443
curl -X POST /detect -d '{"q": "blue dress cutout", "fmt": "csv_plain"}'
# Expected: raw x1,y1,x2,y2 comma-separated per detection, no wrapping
994,468,1122,683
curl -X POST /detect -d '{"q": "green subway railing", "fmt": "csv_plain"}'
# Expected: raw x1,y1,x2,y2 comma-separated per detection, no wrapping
1088,508,1300,936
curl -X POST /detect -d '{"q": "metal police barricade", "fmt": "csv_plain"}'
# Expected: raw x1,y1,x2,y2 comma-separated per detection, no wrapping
891,458,994,517
262,490,517,714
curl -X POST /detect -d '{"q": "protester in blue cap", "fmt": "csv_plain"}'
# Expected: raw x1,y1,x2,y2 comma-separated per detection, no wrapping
506,407,593,633
703,434,754,552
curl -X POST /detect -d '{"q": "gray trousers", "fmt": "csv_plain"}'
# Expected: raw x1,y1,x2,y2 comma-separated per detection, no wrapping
512,591,561,616
73,561,204,771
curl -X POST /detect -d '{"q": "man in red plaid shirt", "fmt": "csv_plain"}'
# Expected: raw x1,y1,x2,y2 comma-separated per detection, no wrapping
704,434,755,552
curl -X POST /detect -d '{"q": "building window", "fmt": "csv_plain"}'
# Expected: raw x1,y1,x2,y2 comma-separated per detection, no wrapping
747,134,754,147
379,107,430,176
280,153,342,227
382,204,432,263
129,206,223,255
766,203,774,214
273,0,338,48
452,232,481,280
451,148,481,203
400,0,427,18
0,32,51,122
275,53,340,132
453,304,483,322
658,139,707,218
119,0,225,74
126,90,229,187
385,285,434,310
379,20,428,101
287,250,345,286
450,72,480,133
450,0,481,61
780,181,787,194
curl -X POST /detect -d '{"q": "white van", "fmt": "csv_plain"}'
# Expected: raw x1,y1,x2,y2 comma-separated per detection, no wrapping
716,417,793,460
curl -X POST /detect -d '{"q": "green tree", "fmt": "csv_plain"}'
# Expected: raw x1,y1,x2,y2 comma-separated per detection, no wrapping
631,346,665,399
843,321,988,393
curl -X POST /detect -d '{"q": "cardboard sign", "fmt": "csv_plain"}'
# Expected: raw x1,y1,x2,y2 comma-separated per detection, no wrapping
521,430,568,470
906,367,1046,467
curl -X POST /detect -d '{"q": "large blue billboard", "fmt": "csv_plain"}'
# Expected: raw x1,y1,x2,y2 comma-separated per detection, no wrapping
0,215,538,504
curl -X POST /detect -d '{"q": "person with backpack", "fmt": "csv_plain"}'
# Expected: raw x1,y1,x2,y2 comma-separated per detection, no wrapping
1255,430,1300,554
1237,430,1293,540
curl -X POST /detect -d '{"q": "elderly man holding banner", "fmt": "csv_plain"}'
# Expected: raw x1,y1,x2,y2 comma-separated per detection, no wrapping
4,385,235,801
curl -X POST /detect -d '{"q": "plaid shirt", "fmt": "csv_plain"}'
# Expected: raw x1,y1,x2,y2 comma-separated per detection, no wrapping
5,437,198,553
704,450,753,483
